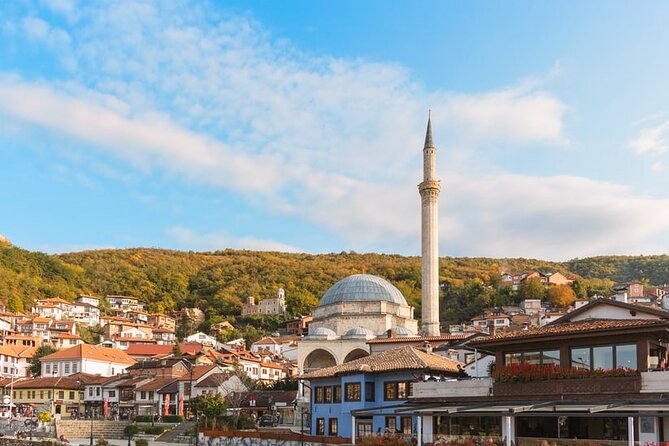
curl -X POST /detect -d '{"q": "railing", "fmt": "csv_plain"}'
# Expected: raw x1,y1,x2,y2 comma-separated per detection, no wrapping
641,370,669,393
412,378,493,398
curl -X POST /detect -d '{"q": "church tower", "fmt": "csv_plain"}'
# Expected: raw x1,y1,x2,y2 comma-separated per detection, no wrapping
418,113,441,336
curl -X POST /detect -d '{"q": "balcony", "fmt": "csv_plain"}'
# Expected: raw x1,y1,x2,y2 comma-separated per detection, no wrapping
493,376,641,397
412,378,493,399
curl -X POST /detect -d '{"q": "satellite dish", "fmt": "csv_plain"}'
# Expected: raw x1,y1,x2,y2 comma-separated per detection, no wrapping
2,396,10,405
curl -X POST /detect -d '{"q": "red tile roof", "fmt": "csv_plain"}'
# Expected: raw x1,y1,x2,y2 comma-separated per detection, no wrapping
367,334,469,344
301,346,461,379
41,344,136,365
125,344,174,357
471,319,669,346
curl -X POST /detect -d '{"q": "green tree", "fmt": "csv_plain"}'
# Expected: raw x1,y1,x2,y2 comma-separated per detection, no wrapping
30,345,58,376
6,294,24,313
518,277,545,300
190,394,227,430
172,342,182,357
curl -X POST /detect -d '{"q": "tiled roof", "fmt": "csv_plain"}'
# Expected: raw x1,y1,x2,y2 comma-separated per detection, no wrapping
471,319,669,345
549,298,669,325
367,334,469,345
253,336,300,346
41,344,136,365
13,376,80,390
177,365,216,381
301,346,461,379
230,390,297,407
195,372,234,388
125,344,174,357
127,358,185,370
135,377,178,392
152,327,175,333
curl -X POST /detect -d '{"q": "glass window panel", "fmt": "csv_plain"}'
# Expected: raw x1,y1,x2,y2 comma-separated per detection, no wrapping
615,344,637,370
593,346,614,370
397,382,407,399
571,348,591,370
505,353,522,365
542,350,560,366
523,352,541,365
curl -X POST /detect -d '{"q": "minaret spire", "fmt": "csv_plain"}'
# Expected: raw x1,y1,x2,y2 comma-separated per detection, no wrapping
418,112,441,337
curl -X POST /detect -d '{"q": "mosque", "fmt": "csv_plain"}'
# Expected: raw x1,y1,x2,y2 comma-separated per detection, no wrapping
297,115,442,373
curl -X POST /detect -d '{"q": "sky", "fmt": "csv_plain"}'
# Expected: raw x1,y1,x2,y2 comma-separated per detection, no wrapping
1,0,669,260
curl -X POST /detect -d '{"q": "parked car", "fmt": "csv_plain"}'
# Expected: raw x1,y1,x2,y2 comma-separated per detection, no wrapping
257,414,277,427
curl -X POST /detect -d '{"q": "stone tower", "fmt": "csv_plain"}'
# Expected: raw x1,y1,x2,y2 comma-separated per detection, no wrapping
418,113,441,336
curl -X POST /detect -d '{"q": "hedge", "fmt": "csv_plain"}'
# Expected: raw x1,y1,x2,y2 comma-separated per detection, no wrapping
162,415,184,423
134,416,152,423
142,426,166,435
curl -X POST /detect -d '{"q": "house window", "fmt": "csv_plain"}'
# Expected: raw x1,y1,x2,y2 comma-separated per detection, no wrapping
357,420,373,437
328,418,338,436
570,344,637,371
64,363,70,374
40,391,44,399
314,387,324,404
324,386,332,404
505,350,560,366
316,418,325,435
364,382,375,402
384,381,414,400
58,391,64,399
72,363,78,372
46,364,51,374
149,391,154,400
96,387,101,396
108,391,116,398
333,385,341,403
385,416,397,433
400,416,412,434
141,392,146,400
89,388,93,397
344,383,361,402
69,391,75,400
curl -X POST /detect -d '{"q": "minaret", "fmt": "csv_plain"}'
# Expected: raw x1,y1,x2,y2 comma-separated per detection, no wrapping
418,113,441,336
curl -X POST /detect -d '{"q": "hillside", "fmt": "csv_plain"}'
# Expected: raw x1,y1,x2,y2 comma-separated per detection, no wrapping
2,241,669,327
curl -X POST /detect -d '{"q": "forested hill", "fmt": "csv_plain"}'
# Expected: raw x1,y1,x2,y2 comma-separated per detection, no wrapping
1,238,669,323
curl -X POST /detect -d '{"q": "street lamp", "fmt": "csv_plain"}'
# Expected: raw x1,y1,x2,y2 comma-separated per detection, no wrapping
89,400,94,446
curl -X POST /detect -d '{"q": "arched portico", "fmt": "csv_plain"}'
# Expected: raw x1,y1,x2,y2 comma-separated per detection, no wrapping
343,348,370,363
303,348,337,372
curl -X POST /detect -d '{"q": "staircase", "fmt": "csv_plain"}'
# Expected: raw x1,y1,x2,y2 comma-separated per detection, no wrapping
56,420,130,440
157,421,195,443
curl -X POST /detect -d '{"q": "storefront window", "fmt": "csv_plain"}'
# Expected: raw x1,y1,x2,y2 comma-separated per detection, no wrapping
434,416,502,436
344,383,361,401
328,418,338,436
524,352,541,365
385,416,397,433
542,350,560,366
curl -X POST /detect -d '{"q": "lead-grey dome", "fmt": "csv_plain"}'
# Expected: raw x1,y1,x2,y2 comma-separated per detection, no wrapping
319,274,408,307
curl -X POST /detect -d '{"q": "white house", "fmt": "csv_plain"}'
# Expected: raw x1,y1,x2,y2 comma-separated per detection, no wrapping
41,344,136,377
0,345,20,379
185,332,222,349
71,301,101,326
76,295,100,307
251,336,300,361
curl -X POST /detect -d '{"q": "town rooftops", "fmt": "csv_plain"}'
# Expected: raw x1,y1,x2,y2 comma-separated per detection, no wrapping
41,343,136,365
229,390,297,408
135,377,178,392
194,372,234,388
126,358,186,371
470,318,669,348
367,334,469,345
177,365,217,381
253,336,300,346
549,298,669,325
125,344,174,357
301,345,461,379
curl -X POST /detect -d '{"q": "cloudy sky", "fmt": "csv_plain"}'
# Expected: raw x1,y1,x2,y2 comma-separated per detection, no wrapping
1,0,669,260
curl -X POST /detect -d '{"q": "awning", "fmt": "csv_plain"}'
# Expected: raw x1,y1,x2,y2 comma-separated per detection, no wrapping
364,400,669,417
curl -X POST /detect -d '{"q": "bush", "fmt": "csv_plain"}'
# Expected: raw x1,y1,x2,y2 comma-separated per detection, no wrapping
134,415,152,423
142,426,166,435
96,436,109,446
493,364,639,383
236,414,257,429
162,415,184,423
124,425,140,436
38,411,52,423
135,439,149,446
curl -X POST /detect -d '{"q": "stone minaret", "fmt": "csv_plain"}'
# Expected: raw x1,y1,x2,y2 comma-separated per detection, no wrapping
418,113,441,336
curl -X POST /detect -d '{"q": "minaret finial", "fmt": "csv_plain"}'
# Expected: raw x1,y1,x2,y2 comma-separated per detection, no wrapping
424,111,434,149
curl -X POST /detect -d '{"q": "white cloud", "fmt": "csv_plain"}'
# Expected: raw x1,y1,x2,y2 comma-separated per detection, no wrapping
166,227,303,253
630,120,669,155
4,1,669,259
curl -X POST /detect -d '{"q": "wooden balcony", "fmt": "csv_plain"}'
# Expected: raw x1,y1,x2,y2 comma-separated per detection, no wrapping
412,378,493,398
493,376,641,397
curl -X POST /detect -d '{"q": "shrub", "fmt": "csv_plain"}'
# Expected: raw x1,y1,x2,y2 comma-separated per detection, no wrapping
493,364,639,383
96,436,109,446
135,439,149,446
162,415,184,423
134,415,152,423
142,426,166,435
236,414,257,429
38,411,52,423
124,425,140,436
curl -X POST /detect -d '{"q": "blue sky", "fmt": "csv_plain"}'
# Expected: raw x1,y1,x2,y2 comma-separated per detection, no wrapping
1,0,669,260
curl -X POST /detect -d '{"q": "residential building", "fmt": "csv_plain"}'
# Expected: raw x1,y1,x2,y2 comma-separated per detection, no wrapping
12,375,83,417
41,344,136,377
0,345,20,378
470,310,511,331
151,327,176,345
70,301,101,326
185,332,221,349
193,371,246,398
148,313,176,331
228,390,297,424
209,321,234,336
125,344,174,361
251,336,300,360
241,288,288,316
302,346,460,439
285,315,312,336
105,296,144,311
75,295,100,307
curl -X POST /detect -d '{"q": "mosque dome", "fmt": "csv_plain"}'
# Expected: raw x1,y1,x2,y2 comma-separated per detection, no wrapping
318,274,408,307
309,327,337,339
388,326,418,337
343,327,375,338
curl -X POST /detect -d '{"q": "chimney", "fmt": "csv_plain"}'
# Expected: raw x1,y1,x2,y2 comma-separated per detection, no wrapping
423,341,433,354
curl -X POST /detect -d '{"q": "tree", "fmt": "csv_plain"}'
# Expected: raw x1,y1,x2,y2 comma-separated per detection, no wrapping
172,342,182,357
30,345,58,376
6,294,24,313
518,277,545,300
190,394,227,430
547,285,577,308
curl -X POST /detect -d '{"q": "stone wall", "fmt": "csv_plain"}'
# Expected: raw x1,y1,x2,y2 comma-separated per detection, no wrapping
0,439,66,446
55,420,129,439
203,437,349,446
202,430,350,446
